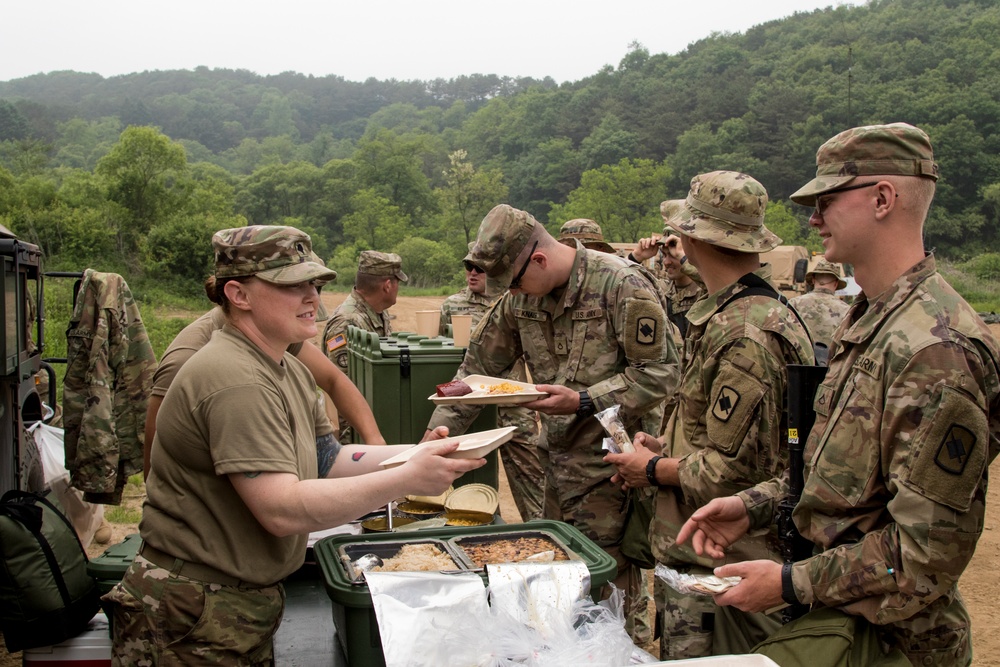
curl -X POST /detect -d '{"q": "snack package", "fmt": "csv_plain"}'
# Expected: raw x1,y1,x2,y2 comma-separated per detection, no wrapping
596,404,635,454
655,563,741,596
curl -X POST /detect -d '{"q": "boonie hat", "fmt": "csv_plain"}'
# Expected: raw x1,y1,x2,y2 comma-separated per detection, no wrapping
213,225,337,285
662,171,780,253
806,257,847,290
790,122,938,206
467,204,540,279
358,251,408,282
557,219,615,254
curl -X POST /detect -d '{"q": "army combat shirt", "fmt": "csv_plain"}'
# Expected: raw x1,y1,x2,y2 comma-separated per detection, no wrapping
740,255,1000,663
788,287,850,351
322,289,391,370
652,266,814,567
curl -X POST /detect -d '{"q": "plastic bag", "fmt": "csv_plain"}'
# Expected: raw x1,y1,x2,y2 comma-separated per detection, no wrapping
596,404,635,453
655,562,741,596
29,422,104,547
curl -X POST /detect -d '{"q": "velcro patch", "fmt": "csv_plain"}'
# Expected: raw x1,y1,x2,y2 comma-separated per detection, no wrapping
326,333,347,352
905,386,987,512
624,297,665,362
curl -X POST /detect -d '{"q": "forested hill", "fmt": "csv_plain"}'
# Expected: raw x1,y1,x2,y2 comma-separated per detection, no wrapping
1,0,999,292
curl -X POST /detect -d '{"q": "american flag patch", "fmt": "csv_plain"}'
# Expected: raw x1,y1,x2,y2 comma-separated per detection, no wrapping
326,333,347,352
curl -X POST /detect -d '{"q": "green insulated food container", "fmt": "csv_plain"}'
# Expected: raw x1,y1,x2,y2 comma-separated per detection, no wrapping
346,326,498,488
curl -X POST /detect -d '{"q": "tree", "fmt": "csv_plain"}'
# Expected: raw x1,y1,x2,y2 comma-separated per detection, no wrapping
341,188,410,250
435,150,508,245
95,126,188,265
548,159,670,242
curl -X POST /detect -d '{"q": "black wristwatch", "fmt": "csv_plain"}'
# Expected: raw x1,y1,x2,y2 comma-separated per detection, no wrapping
645,455,663,486
576,390,595,418
781,562,799,606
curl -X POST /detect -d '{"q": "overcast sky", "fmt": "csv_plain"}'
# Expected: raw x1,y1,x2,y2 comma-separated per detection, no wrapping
3,0,863,84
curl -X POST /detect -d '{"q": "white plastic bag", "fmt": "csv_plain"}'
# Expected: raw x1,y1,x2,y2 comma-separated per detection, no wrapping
30,422,104,547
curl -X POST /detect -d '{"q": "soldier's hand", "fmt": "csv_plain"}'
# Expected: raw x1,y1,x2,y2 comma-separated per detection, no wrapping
419,426,450,443
633,431,662,453
524,384,578,415
662,234,684,260
630,237,660,263
403,439,484,496
676,496,750,559
711,560,783,613
604,448,655,490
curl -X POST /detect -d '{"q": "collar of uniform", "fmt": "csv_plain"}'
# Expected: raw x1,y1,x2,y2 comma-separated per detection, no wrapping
220,323,288,376
351,287,385,322
463,287,495,306
686,264,775,327
839,253,936,345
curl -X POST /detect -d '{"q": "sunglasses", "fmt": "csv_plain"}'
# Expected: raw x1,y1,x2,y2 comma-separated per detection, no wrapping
815,181,897,216
463,260,485,274
509,240,538,290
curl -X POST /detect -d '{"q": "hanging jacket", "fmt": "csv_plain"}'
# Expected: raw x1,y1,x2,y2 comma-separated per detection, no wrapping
63,269,156,504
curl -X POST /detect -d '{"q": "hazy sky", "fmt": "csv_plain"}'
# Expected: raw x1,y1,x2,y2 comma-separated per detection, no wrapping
3,0,862,84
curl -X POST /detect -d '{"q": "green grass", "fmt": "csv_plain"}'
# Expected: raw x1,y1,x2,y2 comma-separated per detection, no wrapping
938,260,1000,313
105,505,143,525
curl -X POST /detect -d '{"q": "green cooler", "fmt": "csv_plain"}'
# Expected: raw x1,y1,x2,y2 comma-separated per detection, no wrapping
315,520,618,667
87,532,142,631
346,326,498,489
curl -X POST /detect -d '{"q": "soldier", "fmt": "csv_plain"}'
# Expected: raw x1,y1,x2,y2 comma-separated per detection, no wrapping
631,231,706,339
323,250,407,442
437,245,545,521
105,226,481,665
426,204,680,643
605,171,814,659
787,257,849,355
556,218,616,253
678,123,1000,665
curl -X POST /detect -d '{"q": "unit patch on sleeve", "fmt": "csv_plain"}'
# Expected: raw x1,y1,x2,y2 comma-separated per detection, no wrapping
624,297,665,361
712,386,740,422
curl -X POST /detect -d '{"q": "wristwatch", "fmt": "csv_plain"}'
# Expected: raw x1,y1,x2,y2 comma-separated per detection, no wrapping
576,390,595,418
781,562,799,606
645,455,664,486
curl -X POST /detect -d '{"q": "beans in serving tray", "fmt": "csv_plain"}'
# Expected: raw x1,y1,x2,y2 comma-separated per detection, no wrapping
459,536,570,567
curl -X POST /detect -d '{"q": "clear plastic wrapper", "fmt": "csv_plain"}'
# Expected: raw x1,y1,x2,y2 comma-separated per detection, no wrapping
655,562,741,596
596,404,635,453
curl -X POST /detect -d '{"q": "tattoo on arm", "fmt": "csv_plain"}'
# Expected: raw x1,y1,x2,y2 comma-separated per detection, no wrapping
316,432,343,478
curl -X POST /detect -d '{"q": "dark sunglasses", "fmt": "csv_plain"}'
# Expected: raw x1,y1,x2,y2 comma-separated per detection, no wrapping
509,240,538,290
815,181,896,216
463,260,485,274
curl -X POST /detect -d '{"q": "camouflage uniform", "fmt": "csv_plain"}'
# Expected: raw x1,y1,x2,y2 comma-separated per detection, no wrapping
557,218,616,254
104,226,336,664
429,204,680,646
787,287,848,351
63,269,156,504
735,123,1000,665
658,263,706,339
651,173,815,659
439,287,545,521
788,258,849,352
323,251,405,443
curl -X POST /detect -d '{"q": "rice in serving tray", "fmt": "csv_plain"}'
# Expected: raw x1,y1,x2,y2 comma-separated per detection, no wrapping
371,543,457,572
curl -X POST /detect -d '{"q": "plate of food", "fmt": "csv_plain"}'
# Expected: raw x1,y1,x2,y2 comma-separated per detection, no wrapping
429,374,548,405
378,426,517,468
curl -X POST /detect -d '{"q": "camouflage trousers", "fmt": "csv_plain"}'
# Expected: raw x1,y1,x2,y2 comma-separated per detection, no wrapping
497,404,544,521
103,555,285,666
655,562,780,659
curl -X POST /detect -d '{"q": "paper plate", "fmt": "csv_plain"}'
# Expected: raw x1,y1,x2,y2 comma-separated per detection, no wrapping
405,487,453,506
445,483,499,515
378,427,517,469
428,374,548,406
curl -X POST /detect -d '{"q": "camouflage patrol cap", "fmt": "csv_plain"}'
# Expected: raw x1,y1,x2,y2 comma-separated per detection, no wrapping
358,250,408,282
213,225,337,285
790,122,938,206
806,257,847,290
662,171,780,253
557,218,615,254
467,204,541,279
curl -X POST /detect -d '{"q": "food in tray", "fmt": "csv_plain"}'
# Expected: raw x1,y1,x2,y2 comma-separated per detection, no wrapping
457,536,571,567
370,543,458,572
478,381,526,395
436,380,473,397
